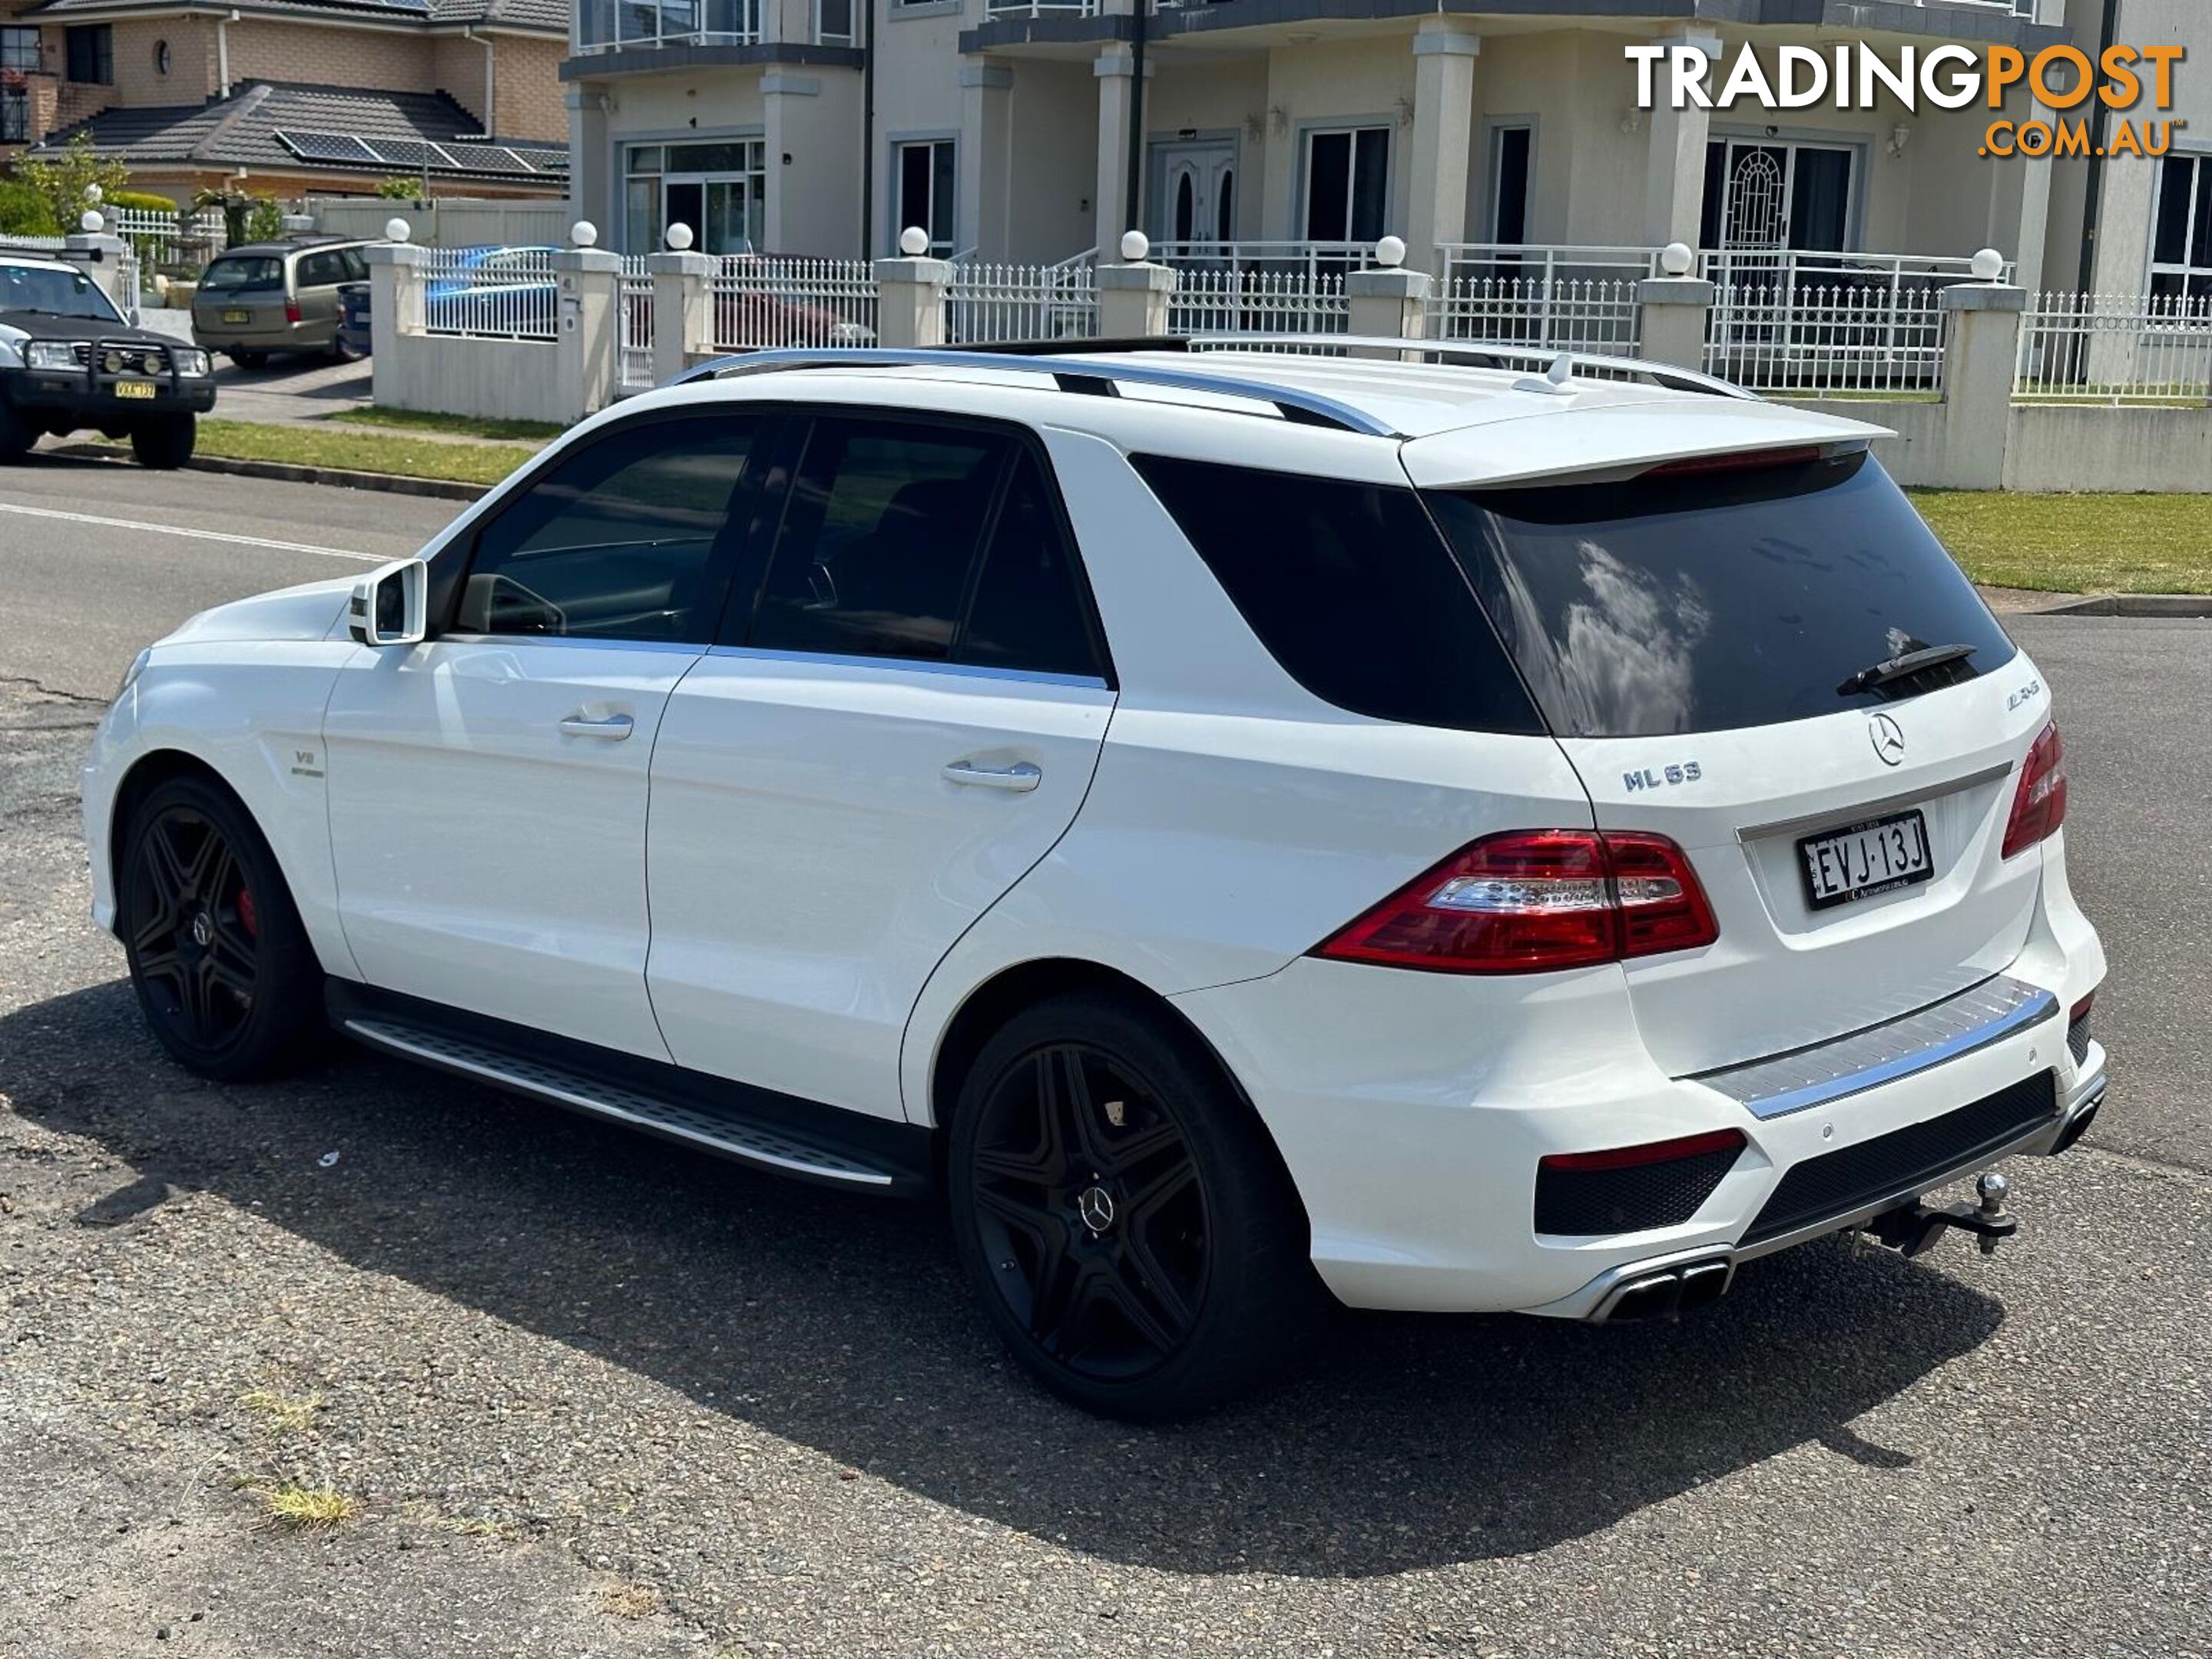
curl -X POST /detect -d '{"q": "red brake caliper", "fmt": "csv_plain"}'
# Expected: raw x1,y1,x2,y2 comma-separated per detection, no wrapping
237,886,258,939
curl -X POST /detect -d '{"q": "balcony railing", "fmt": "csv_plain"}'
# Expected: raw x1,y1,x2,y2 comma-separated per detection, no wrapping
576,0,763,53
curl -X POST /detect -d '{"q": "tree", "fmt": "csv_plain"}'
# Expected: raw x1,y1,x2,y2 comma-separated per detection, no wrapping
0,178,61,237
15,134,131,231
191,187,286,248
375,177,422,201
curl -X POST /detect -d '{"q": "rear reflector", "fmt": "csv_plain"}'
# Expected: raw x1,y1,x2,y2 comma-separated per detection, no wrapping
1312,829,1718,975
1541,1128,1747,1174
2002,720,2068,859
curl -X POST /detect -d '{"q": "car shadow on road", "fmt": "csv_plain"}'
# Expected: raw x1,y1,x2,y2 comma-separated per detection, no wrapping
3,979,2004,1578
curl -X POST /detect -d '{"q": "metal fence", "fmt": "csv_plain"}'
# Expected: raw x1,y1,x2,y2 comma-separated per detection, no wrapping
1151,240,1367,286
1167,267,1348,336
1426,276,1642,355
419,245,558,340
2015,291,2212,405
1439,242,1665,288
945,260,1098,344
1705,280,1946,396
619,255,655,390
710,256,877,350
104,206,226,274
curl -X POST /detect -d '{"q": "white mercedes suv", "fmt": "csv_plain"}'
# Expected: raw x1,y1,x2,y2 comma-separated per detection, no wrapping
81,340,2108,1418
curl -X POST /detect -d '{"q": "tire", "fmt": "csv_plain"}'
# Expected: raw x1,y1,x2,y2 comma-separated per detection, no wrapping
131,414,196,470
946,991,1320,1420
119,774,325,1081
230,350,269,371
0,399,35,462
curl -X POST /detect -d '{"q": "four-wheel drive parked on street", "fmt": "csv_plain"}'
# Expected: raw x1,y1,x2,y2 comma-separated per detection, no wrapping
79,339,2107,1419
192,237,374,367
0,250,215,469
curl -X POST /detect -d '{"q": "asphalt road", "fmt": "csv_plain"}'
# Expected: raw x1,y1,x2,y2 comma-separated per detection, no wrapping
2,458,2208,1658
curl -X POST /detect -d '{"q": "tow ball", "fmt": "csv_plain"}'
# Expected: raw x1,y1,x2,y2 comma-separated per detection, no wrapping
1863,1173,2018,1259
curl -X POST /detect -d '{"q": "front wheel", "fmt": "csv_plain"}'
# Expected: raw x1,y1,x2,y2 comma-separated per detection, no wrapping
0,399,36,461
946,992,1320,1420
120,775,324,1080
131,414,196,470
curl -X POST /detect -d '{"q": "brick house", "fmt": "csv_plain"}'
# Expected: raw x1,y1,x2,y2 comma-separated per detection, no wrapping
2,0,571,203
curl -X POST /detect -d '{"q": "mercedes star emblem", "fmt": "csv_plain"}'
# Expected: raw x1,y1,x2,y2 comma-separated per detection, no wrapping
1869,712,1907,767
1076,1185,1115,1233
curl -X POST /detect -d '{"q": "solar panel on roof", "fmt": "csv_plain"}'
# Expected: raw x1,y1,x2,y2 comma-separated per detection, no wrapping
438,144,529,174
365,137,452,170
276,130,379,163
511,150,569,174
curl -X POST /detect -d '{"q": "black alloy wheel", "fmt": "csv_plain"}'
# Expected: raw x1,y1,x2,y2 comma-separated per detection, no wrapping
949,993,1319,1419
969,1041,1211,1380
126,801,260,1056
121,776,323,1080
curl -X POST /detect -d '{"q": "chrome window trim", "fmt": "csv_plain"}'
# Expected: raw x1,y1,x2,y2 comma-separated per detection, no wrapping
704,643,1111,692
435,632,710,656
1690,974,2060,1121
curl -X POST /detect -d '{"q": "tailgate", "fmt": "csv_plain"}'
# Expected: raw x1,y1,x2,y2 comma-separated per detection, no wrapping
1559,672,2048,1074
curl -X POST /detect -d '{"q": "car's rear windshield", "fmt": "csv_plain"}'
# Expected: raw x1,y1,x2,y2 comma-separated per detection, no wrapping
200,257,284,293
1424,451,2018,738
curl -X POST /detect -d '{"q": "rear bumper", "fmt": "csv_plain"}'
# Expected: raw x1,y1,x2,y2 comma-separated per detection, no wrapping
194,320,329,350
1171,843,2106,1316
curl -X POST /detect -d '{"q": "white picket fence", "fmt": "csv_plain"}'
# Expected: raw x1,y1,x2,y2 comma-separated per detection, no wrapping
1427,276,1642,355
1167,267,1349,336
104,206,227,275
419,245,557,340
620,255,655,389
710,256,878,350
1707,280,1948,396
2015,291,2212,405
945,260,1098,344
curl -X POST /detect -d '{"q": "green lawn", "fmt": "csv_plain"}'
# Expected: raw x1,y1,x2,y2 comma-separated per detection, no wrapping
184,419,539,488
1907,489,2212,595
323,407,567,444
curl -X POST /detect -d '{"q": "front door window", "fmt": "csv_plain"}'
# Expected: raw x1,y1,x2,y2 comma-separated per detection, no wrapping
625,140,766,253
1147,141,1236,250
895,140,955,255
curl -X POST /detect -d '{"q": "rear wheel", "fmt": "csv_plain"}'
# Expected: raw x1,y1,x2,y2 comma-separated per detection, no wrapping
327,334,364,364
131,414,196,470
230,350,269,371
947,992,1319,1419
120,775,324,1080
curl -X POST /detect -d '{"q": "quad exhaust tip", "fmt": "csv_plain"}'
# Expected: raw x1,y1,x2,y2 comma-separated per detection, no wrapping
1594,1257,1734,1323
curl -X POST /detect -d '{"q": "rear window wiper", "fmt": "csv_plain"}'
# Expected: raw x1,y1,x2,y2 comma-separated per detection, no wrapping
1836,641,1978,697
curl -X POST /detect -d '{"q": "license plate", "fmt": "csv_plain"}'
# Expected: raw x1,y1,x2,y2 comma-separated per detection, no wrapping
113,379,156,399
222,309,250,324
1798,810,1933,911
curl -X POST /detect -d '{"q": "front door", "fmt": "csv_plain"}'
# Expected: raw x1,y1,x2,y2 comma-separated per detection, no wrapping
1148,140,1236,249
323,409,770,1060
646,413,1114,1121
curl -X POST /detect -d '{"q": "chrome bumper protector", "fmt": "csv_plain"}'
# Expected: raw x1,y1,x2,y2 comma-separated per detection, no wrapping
1689,975,2060,1121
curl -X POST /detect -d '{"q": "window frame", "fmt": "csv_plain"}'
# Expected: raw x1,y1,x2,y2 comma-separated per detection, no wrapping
889,136,957,257
64,23,111,85
717,405,1114,687
1298,122,1392,244
2147,148,2212,315
0,25,39,71
436,406,782,647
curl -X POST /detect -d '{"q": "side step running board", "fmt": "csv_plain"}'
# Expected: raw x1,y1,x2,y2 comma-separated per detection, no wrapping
342,1017,903,1191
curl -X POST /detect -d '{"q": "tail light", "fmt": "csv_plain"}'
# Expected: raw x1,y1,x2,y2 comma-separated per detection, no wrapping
2001,720,2068,859
285,300,303,324
1312,828,1718,975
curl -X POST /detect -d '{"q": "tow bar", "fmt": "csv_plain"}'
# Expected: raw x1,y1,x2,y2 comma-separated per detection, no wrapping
1863,1172,2018,1259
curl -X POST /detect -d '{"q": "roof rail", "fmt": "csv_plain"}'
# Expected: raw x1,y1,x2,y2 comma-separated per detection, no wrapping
1181,334,1760,400
670,346,1401,436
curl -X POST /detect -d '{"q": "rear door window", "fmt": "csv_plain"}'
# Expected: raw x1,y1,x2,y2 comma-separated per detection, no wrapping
1131,455,1541,733
1424,450,2018,738
955,448,1104,680
296,251,346,288
748,417,1005,663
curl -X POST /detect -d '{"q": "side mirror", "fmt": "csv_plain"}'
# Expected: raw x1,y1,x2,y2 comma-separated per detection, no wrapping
348,558,429,647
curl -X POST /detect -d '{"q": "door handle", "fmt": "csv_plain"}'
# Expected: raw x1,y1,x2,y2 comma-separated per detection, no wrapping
942,760,1041,793
558,712,634,740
